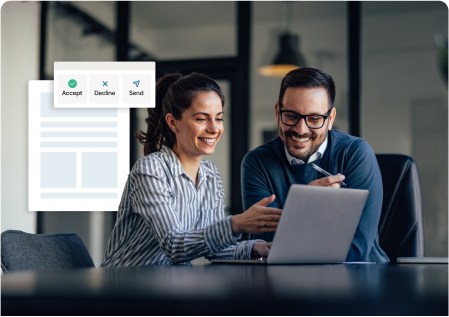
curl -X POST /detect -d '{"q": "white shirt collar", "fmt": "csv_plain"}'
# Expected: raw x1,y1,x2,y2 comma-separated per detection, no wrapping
284,135,328,165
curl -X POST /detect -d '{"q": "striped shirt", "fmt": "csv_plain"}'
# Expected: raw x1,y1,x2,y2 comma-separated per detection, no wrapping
101,145,260,267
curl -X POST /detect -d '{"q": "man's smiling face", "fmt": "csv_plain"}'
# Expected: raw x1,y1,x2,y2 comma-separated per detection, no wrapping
275,87,336,163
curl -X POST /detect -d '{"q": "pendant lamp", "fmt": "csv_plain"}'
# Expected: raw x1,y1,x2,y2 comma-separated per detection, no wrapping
259,2,306,77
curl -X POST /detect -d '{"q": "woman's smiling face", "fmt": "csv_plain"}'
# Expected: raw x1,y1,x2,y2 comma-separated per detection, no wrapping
168,91,224,158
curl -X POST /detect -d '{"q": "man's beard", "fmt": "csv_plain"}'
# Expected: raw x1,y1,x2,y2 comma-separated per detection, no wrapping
279,126,327,162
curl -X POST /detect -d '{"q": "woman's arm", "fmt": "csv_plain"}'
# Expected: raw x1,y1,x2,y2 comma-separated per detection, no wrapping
130,158,281,264
206,240,272,261
129,159,239,264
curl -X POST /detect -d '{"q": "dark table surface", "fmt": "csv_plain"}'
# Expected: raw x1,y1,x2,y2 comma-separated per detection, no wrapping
2,263,447,315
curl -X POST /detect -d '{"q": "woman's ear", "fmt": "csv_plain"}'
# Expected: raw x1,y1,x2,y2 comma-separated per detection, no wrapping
165,113,177,133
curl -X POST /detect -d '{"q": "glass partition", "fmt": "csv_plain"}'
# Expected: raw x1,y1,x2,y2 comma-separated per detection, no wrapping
45,2,116,78
130,1,236,61
361,1,448,256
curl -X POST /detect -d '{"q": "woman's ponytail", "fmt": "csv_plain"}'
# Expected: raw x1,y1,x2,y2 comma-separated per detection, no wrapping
137,72,225,156
138,73,182,156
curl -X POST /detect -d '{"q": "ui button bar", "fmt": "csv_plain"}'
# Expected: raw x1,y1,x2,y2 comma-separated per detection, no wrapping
54,62,155,108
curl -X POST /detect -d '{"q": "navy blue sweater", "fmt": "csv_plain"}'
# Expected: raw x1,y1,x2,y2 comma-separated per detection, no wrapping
242,130,389,262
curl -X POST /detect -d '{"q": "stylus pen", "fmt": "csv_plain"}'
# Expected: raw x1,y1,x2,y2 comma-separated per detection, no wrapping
310,163,347,187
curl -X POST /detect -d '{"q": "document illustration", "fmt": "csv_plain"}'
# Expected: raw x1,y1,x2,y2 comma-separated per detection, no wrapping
29,80,130,211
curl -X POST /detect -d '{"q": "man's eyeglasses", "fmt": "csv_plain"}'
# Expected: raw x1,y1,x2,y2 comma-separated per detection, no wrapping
279,102,333,129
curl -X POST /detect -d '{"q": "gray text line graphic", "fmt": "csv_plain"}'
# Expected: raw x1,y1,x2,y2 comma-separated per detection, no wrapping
41,142,117,148
41,122,118,128
41,193,117,199
41,132,117,138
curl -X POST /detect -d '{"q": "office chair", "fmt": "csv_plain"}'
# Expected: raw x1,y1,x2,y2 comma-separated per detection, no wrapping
376,154,425,261
1,230,95,273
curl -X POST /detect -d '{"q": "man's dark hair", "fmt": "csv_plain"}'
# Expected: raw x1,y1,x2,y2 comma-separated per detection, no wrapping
278,67,336,109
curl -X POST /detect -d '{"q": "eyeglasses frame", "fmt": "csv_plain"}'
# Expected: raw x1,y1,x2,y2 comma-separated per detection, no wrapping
278,101,334,129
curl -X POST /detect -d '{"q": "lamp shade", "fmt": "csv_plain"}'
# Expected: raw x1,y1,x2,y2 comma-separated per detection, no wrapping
259,32,306,77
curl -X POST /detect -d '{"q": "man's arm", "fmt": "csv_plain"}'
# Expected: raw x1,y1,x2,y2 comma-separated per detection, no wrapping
241,151,278,210
342,139,383,261
241,151,278,241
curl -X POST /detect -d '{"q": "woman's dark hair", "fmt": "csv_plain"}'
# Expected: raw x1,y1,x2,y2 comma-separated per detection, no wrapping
137,72,225,156
278,67,336,109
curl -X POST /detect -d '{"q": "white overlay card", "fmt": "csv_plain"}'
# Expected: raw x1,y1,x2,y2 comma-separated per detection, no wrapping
29,80,130,211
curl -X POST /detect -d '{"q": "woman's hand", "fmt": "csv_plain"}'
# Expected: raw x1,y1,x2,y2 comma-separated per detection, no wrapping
309,173,345,188
230,194,282,236
251,242,272,258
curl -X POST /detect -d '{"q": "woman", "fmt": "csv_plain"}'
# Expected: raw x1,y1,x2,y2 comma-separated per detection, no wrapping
101,73,281,267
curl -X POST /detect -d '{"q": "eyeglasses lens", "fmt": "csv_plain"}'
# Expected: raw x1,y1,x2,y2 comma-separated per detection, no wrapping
281,113,324,128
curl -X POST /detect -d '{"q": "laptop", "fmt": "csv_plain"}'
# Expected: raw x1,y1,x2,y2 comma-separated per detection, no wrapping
210,184,369,265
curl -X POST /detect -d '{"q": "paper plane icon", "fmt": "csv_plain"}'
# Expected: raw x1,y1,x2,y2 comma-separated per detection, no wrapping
133,80,140,88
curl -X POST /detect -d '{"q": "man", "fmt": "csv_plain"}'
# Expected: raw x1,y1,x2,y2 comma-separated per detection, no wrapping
242,68,389,262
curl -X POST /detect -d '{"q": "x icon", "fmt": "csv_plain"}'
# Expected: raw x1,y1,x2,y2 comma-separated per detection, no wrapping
103,81,108,86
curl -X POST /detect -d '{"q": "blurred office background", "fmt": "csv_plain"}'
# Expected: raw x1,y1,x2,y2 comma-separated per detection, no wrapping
2,1,447,267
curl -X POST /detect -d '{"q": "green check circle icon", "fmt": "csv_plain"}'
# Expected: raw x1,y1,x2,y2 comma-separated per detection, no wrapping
68,79,77,88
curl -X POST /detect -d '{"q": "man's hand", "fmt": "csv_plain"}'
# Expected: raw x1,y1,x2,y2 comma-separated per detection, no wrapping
251,242,272,258
309,173,345,188
230,195,282,236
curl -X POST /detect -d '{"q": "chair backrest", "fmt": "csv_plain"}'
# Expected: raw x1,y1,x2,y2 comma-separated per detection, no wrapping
1,230,95,273
376,154,425,261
